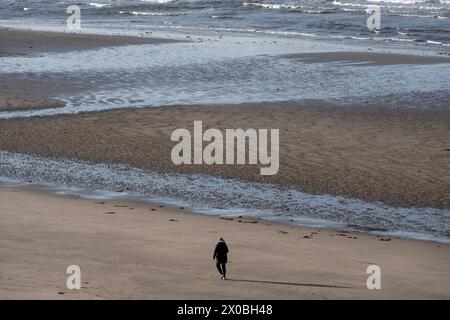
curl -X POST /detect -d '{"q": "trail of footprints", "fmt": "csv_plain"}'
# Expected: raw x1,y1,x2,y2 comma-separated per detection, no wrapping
94,201,393,241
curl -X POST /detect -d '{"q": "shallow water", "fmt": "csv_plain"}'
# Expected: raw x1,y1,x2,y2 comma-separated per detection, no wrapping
0,33,449,119
1,1,449,118
1,151,449,243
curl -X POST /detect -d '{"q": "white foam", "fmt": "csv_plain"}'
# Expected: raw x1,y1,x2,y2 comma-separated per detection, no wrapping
243,2,301,10
119,10,183,16
87,2,110,8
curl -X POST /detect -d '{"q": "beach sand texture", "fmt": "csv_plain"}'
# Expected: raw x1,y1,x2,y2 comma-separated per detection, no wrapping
0,29,449,300
0,188,449,299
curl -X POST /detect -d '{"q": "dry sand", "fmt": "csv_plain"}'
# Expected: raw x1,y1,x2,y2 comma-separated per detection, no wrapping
1,103,449,209
0,187,448,299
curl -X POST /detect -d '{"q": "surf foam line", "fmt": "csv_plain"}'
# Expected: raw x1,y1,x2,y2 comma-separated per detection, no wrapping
0,151,448,243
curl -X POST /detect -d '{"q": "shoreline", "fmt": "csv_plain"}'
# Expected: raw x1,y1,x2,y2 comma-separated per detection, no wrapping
1,175,448,245
0,186,448,299
0,149,449,245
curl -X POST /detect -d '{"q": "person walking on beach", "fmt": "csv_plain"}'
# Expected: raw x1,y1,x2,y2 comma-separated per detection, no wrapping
213,237,229,280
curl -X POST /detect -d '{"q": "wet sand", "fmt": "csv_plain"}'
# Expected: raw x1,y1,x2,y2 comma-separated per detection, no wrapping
0,29,178,57
0,29,181,112
280,51,450,66
1,103,449,209
0,95,65,112
0,73,88,112
0,187,448,299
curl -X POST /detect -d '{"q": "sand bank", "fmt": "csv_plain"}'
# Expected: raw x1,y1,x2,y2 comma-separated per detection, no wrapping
0,29,178,57
280,51,450,66
1,103,449,209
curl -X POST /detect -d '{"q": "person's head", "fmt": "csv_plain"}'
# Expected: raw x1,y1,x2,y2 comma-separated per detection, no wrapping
218,237,225,243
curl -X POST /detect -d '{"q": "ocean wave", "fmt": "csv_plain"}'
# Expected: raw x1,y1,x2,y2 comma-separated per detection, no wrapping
367,0,446,4
426,39,445,45
333,0,446,9
242,2,333,13
141,0,176,3
332,1,368,8
87,2,110,8
85,0,176,8
387,12,449,18
243,2,301,10
368,0,427,3
119,10,183,16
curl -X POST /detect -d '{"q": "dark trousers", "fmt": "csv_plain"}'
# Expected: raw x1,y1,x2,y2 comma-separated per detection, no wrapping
216,261,226,277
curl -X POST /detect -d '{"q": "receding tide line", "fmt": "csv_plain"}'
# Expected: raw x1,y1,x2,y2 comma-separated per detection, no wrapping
0,151,448,243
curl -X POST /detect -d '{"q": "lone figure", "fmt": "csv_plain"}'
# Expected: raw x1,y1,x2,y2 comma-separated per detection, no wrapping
213,237,229,280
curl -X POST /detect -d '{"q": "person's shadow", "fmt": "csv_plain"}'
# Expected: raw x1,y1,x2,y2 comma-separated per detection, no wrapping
227,278,352,289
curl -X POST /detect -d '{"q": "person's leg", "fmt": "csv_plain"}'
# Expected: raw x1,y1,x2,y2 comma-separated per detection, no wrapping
216,262,223,276
221,263,226,279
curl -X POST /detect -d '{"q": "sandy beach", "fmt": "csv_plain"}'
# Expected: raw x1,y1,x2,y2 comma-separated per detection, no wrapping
0,187,448,299
0,27,449,300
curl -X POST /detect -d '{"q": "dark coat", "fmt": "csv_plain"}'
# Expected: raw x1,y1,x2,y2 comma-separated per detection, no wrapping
213,241,229,263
